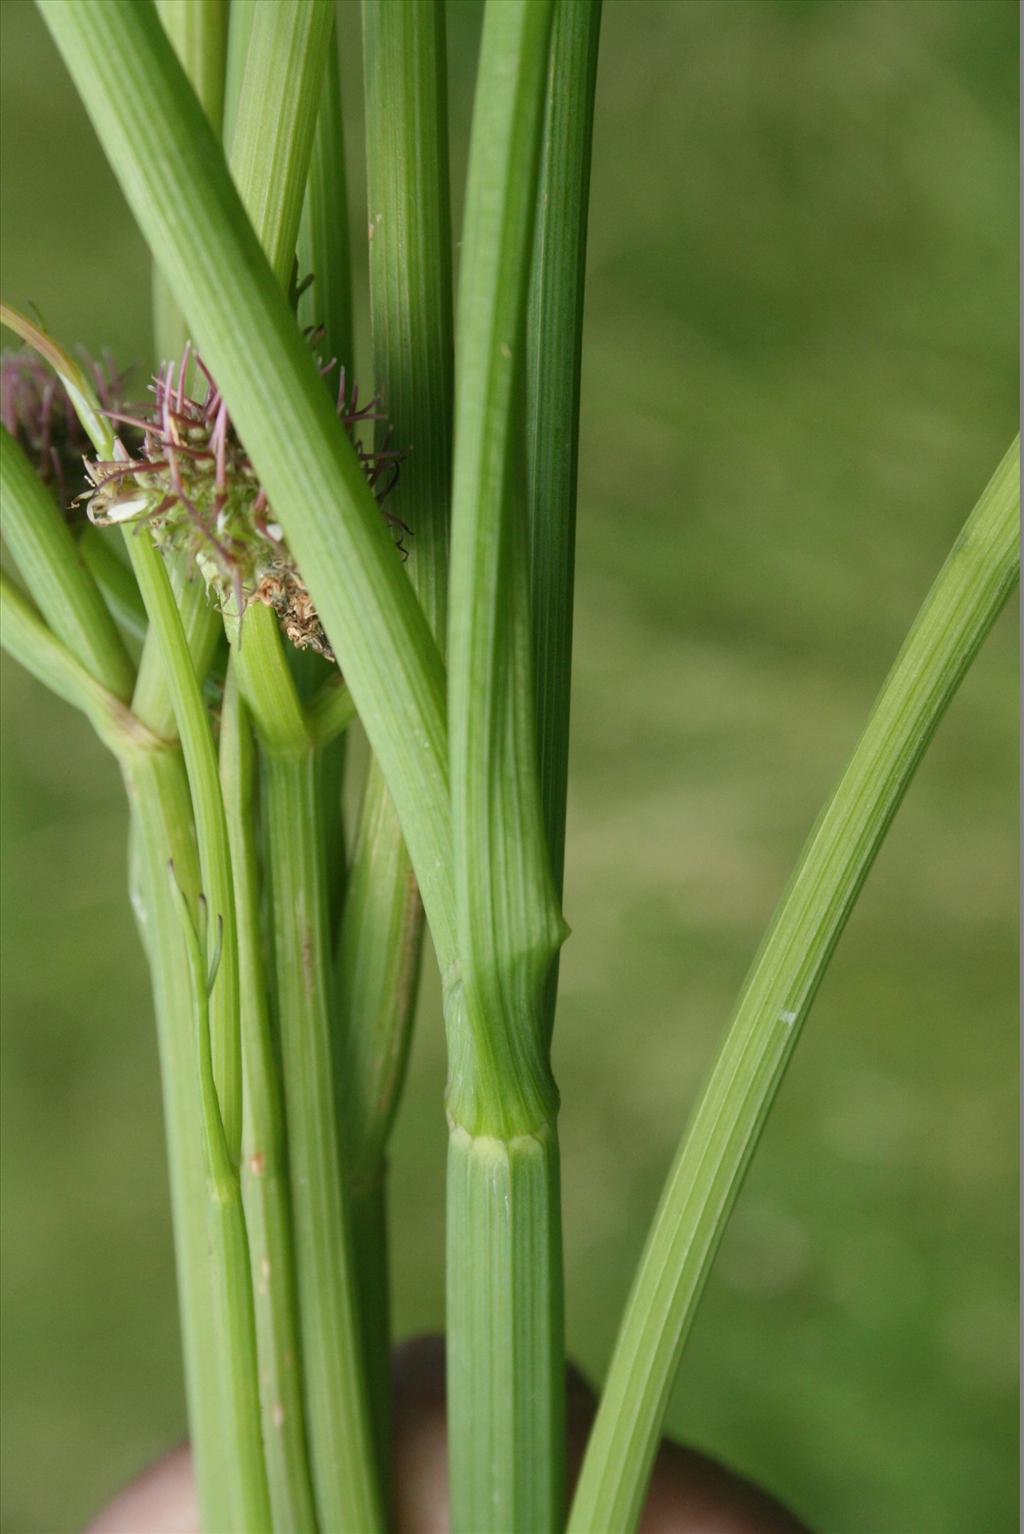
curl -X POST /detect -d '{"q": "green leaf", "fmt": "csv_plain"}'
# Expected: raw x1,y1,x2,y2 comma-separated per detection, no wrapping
1,424,136,700
568,439,1021,1534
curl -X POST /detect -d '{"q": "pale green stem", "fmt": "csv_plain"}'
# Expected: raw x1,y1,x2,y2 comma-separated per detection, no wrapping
220,662,318,1533
154,0,228,360
568,439,1021,1534
173,868,271,1534
331,0,455,1469
222,0,257,154
298,22,352,372
122,745,235,1534
445,3,564,1529
296,11,354,955
130,571,221,740
228,0,333,288
149,0,227,744
126,528,242,1157
0,305,250,1531
263,745,384,1534
231,15,383,1516
230,605,383,1531
79,526,148,646
527,0,601,907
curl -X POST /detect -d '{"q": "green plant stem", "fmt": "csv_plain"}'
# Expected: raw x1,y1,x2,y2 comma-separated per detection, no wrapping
328,0,456,1472
233,612,383,1529
568,438,1021,1534
220,663,318,1534
307,670,356,747
121,527,280,1534
154,0,228,361
130,570,220,739
298,22,352,372
527,0,601,908
222,0,256,154
447,1124,563,1532
263,744,384,1534
0,564,232,1531
126,528,242,1156
123,744,236,1534
231,20,384,1518
228,0,333,288
1,425,135,699
445,3,565,1530
173,866,272,1534
79,526,148,646
38,0,457,970
0,307,253,1529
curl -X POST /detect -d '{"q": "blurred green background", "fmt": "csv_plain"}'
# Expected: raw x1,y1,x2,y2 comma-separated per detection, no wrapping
1,1,1017,1530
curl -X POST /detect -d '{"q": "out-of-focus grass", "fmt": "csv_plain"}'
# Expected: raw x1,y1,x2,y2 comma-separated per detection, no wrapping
0,2,1017,1531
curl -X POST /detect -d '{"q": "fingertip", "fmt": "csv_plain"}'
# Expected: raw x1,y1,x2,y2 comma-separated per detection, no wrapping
82,1443,197,1534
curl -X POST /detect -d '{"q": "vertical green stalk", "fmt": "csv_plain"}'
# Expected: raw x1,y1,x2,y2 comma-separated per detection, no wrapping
230,605,383,1534
568,441,1021,1534
331,0,455,1474
222,0,257,154
126,529,241,1154
79,527,147,644
228,0,333,287
263,738,384,1534
154,0,228,360
527,0,601,906
445,4,564,1531
298,22,353,372
122,744,235,1534
144,0,227,1093
227,17,382,1519
0,313,250,1531
174,873,271,1534
221,663,318,1533
297,13,352,966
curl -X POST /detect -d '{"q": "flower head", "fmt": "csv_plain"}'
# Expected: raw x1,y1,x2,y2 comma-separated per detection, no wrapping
1,347,124,522
82,343,408,662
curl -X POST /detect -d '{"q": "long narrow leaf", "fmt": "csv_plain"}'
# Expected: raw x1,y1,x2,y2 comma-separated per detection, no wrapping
568,439,1021,1534
1,424,135,699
